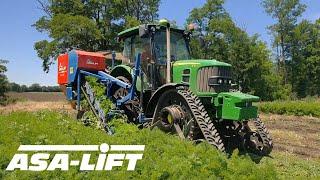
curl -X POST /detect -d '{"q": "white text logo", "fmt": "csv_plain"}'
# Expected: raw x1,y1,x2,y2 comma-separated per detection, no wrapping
6,144,144,171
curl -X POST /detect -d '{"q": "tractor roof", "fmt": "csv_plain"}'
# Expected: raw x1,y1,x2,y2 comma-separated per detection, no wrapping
118,24,185,40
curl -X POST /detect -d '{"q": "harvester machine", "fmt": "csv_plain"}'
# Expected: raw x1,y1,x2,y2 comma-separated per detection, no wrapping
58,20,273,155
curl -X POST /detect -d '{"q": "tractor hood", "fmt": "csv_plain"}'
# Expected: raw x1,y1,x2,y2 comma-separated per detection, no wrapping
173,59,232,68
172,59,232,96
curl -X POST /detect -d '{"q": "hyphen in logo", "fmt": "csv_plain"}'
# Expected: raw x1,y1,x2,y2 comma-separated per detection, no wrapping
6,144,144,171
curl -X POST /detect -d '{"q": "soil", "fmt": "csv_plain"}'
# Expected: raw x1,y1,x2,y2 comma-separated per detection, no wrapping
6,92,66,102
260,114,320,159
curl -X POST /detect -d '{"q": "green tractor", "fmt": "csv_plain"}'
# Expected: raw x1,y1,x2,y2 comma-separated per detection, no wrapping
108,19,273,155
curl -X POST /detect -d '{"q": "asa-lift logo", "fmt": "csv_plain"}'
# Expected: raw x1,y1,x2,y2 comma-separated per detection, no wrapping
6,143,144,171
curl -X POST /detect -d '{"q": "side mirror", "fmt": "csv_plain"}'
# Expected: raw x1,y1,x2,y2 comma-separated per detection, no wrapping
139,25,149,38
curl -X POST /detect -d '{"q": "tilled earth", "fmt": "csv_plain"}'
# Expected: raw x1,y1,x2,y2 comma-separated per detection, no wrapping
260,114,320,159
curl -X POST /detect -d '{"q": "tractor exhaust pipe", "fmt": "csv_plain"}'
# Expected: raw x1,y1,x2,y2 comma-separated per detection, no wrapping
166,22,171,83
159,19,171,83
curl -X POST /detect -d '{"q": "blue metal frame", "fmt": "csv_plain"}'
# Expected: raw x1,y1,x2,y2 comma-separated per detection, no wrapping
116,53,141,106
75,53,142,113
111,51,116,68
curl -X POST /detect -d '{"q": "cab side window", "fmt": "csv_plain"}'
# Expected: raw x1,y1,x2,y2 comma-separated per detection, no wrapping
123,37,132,63
123,35,151,64
132,36,150,62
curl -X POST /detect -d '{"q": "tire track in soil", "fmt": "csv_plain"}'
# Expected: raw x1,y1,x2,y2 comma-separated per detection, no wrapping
260,114,320,159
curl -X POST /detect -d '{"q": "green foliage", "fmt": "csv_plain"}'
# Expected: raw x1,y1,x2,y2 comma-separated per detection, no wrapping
187,0,283,101
85,76,113,113
258,99,320,117
34,0,160,72
80,76,114,128
0,110,278,179
263,0,320,99
290,19,320,98
260,151,320,178
262,0,306,83
0,59,9,105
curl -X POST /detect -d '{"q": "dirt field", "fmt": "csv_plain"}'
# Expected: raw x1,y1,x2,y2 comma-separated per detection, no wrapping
2,92,320,160
6,92,66,102
261,114,320,159
0,92,73,114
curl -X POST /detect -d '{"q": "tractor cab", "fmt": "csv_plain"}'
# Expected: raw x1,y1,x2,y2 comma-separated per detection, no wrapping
117,20,234,95
117,20,192,89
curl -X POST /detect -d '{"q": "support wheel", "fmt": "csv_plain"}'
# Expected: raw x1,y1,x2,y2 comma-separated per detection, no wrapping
112,76,140,123
242,118,273,156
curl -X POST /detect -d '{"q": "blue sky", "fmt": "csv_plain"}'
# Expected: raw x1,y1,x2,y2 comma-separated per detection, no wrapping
0,0,319,86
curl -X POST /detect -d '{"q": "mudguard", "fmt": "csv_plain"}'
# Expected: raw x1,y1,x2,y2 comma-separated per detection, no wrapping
110,65,147,92
145,83,189,117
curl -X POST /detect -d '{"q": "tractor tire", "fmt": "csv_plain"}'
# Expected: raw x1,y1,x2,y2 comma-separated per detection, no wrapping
152,88,225,152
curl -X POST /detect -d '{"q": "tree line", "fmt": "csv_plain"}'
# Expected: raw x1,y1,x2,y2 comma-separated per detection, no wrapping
33,0,320,101
7,83,61,92
263,0,320,98
1,0,318,103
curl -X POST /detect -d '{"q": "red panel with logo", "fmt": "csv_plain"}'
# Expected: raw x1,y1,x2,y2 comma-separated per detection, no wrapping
57,53,69,85
76,50,106,71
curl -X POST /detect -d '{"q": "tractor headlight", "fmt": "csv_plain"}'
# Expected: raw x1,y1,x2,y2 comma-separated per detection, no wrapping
208,77,233,86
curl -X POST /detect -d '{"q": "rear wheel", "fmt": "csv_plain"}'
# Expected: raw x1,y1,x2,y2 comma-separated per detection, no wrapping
152,88,225,152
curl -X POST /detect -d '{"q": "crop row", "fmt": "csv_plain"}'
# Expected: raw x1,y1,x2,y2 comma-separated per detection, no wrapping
258,100,320,117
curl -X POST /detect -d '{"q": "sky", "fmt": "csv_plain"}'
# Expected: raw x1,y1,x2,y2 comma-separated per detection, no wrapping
0,0,319,86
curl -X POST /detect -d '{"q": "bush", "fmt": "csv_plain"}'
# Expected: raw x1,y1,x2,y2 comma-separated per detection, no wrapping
0,111,278,179
0,96,17,106
0,72,280,179
258,99,320,117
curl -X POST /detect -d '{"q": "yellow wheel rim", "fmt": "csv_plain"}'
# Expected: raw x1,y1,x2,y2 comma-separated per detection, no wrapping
167,114,173,124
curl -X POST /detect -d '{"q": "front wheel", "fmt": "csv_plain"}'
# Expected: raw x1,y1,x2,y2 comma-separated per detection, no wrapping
241,118,273,156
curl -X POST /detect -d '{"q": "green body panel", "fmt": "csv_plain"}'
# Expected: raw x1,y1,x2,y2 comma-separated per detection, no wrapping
118,26,140,39
214,92,259,120
111,64,132,73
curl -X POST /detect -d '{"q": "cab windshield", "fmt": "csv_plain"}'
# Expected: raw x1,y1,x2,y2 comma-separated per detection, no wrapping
154,31,190,64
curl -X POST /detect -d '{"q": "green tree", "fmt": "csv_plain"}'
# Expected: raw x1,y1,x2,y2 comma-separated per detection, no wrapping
187,0,230,60
290,19,320,97
187,0,283,100
28,84,42,92
262,0,306,83
0,59,9,104
8,82,21,92
34,0,160,72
